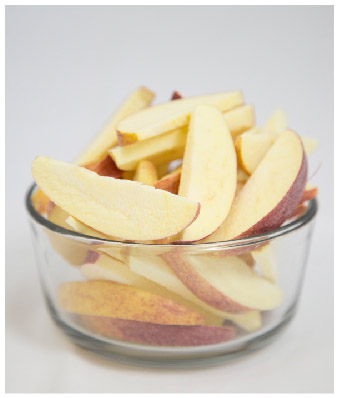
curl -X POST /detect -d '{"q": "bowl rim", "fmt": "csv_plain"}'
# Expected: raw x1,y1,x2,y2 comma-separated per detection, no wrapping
25,182,318,250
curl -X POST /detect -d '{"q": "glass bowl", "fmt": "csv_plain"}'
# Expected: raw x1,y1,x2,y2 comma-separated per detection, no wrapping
25,183,317,368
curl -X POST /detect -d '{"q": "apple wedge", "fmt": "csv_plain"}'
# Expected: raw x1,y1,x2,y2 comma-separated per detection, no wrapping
301,137,318,155
32,156,200,241
224,105,255,136
75,87,154,165
82,155,123,179
129,253,262,332
178,105,237,242
162,249,283,312
80,251,225,326
235,129,276,175
117,91,243,145
133,160,158,186
262,109,287,136
154,166,182,194
204,130,307,242
75,315,235,346
109,127,187,170
251,243,278,283
57,280,205,325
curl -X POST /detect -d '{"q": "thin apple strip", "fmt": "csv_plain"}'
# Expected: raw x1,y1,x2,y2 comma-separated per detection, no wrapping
109,127,187,171
224,104,255,136
178,105,237,242
32,156,200,241
75,87,154,165
133,160,158,186
204,130,307,242
117,91,243,145
58,280,205,326
300,182,318,203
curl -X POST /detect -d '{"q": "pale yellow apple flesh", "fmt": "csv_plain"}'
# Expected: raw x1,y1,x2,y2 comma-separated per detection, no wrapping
31,188,50,215
109,127,187,171
301,137,318,154
178,105,237,242
117,91,243,145
162,250,283,312
133,160,158,186
235,129,276,175
251,243,278,283
75,87,154,165
224,104,255,136
204,130,307,242
32,156,200,241
129,253,262,331
58,280,205,326
262,109,287,135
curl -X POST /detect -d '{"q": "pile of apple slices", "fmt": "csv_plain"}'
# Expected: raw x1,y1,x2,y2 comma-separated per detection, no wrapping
31,87,318,346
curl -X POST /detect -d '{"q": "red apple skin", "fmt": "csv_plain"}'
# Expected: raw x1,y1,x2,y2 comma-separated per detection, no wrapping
83,155,123,179
82,250,100,265
76,314,236,346
160,249,251,314
300,187,318,204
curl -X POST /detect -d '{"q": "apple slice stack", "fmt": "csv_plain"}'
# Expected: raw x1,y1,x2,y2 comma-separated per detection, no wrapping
31,87,318,346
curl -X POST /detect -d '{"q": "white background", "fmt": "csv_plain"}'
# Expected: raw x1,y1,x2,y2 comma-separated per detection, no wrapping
6,5,333,393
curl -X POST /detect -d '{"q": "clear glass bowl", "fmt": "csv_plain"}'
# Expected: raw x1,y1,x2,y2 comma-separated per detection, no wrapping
25,183,317,368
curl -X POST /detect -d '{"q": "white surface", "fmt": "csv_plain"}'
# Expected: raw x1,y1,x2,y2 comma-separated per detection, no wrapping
6,6,333,393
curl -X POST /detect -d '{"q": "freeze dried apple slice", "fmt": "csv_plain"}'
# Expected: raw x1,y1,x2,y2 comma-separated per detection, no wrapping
133,160,158,186
178,105,237,242
204,130,307,242
75,87,154,165
57,280,205,325
162,250,283,312
110,127,187,170
32,156,200,241
262,109,287,135
117,91,243,145
235,129,276,175
31,188,50,215
76,315,235,346
251,243,278,283
301,137,318,154
224,104,255,136
129,253,261,332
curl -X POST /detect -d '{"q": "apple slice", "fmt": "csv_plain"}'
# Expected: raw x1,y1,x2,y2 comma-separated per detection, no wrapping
58,280,205,325
224,105,255,136
154,166,182,194
117,91,243,145
109,127,187,170
162,250,283,312
75,87,154,165
262,109,287,136
301,137,318,154
251,243,278,283
32,156,200,241
76,315,235,346
235,129,276,175
178,105,237,242
81,251,225,326
204,130,307,242
129,253,262,332
82,155,123,178
133,160,158,186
